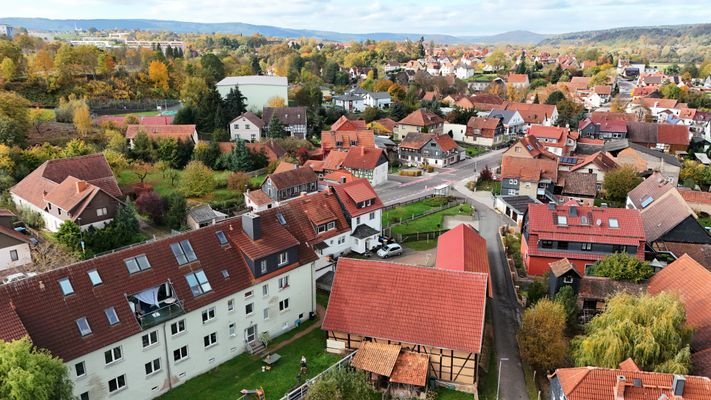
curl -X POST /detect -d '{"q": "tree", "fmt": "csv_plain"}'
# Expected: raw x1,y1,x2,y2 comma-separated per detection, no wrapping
389,102,408,121
223,87,246,122
0,57,16,81
526,279,547,306
227,172,250,192
148,60,169,95
222,139,254,172
417,36,425,58
55,220,82,252
485,50,509,71
200,53,225,84
305,368,373,400
130,132,154,162
193,141,220,169
266,115,287,139
0,338,74,400
29,108,53,135
173,104,197,125
572,293,692,373
588,253,653,283
266,96,286,108
61,139,93,158
136,191,166,225
164,193,187,230
603,166,642,203
181,160,216,197
518,299,568,371
362,106,384,123
72,103,91,136
180,77,209,107
196,87,224,133
545,90,566,105
32,49,54,79
102,150,129,175
0,91,30,147
555,285,578,332
555,99,585,128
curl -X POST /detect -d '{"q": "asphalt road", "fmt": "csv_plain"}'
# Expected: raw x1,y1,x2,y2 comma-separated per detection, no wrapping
375,149,506,206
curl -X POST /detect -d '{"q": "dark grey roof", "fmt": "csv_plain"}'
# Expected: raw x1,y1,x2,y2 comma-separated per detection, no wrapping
496,195,540,215
262,107,307,126
603,139,629,153
628,142,681,167
626,122,658,145
352,224,380,239
374,136,397,148
333,94,363,101
368,91,391,100
188,204,220,223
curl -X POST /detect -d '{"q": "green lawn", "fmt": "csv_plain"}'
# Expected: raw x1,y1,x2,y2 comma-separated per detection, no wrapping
117,165,238,203
249,174,267,188
697,215,711,227
391,203,473,235
382,196,452,226
475,180,501,195
403,239,438,251
436,388,476,399
460,144,489,158
159,323,340,400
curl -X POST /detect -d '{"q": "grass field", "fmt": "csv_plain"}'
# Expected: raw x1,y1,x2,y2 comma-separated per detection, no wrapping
382,196,452,226
159,322,340,400
391,203,472,235
460,143,489,158
403,238,439,251
437,388,476,399
116,110,162,117
475,180,501,195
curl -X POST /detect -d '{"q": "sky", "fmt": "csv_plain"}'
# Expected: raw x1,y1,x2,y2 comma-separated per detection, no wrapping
5,0,711,35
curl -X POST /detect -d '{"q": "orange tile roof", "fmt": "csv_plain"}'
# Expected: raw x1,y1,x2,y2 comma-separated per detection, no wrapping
398,109,444,127
501,157,558,182
273,161,298,174
342,146,386,170
245,189,272,206
648,254,711,352
618,358,641,372
529,125,568,141
435,224,492,297
389,351,430,386
323,170,357,184
322,150,348,171
331,178,384,217
432,134,459,152
125,124,196,141
351,341,401,376
507,73,529,84
321,130,376,152
42,176,104,216
552,366,711,400
323,258,488,353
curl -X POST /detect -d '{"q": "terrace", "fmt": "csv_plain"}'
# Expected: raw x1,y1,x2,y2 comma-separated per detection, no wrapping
127,282,185,330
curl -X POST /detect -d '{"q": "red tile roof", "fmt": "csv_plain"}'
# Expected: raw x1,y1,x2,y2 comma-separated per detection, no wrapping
266,166,318,190
389,351,429,386
246,140,286,162
398,109,444,127
432,134,459,152
10,153,122,214
351,341,401,376
323,258,487,353
125,124,196,141
322,150,348,171
140,115,174,125
648,254,711,353
323,170,358,184
321,130,376,152
501,157,558,182
372,118,397,133
331,116,366,131
399,132,433,150
273,161,298,174
342,146,386,170
507,73,529,84
525,203,645,251
436,224,492,297
515,135,557,159
245,189,273,206
693,348,711,379
529,125,568,141
658,123,690,146
0,296,28,341
505,103,556,123
679,189,711,205
331,178,384,217
42,177,109,218
552,366,711,400
589,112,636,123
569,151,619,173
0,215,313,362
467,117,501,138
593,85,612,95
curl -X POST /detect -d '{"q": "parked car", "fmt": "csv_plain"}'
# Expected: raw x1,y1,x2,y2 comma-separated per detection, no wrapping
2,272,37,285
377,243,403,258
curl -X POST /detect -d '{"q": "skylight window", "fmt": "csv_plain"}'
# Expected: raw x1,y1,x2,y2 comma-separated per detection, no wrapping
124,255,151,274
557,215,568,225
185,269,212,297
215,231,228,246
640,195,654,208
105,307,120,326
171,240,197,265
88,269,102,286
276,213,286,225
608,218,619,228
76,317,92,336
58,278,74,296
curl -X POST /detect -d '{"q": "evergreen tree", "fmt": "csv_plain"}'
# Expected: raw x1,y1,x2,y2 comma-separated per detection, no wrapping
227,139,254,172
173,104,197,125
266,115,287,139
165,45,174,59
223,87,246,122
250,55,261,74
165,193,187,230
196,87,223,133
417,36,425,58
533,93,540,104
551,64,564,84
174,139,195,169
130,132,154,162
389,102,408,121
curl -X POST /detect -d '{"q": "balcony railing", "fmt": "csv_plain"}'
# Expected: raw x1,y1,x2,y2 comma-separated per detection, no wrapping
135,300,185,330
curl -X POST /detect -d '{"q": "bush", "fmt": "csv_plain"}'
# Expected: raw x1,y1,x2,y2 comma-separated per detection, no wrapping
399,169,422,177
423,196,449,207
227,172,250,192
16,207,44,229
424,165,435,173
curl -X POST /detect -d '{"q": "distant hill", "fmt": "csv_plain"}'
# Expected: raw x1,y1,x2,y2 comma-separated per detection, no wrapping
0,17,548,45
540,23,711,46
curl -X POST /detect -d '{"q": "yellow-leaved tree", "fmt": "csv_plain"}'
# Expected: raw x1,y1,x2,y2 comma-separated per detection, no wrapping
148,60,169,95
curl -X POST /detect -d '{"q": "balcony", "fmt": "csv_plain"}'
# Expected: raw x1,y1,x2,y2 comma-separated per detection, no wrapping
127,282,185,330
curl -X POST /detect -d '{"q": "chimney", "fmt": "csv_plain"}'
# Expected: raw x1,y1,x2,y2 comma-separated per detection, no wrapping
241,213,261,241
76,180,89,193
614,376,627,400
360,146,365,156
672,375,686,397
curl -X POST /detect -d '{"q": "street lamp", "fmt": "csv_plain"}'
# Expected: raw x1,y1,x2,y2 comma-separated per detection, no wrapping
496,357,509,400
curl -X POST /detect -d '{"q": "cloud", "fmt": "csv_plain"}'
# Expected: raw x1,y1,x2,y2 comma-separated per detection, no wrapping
4,0,711,35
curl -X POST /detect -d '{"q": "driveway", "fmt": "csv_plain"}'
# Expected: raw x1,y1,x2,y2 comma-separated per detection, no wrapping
454,181,528,400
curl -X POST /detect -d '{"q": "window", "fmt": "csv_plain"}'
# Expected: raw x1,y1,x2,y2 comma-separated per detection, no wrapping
170,240,197,265
317,224,327,234
108,375,126,393
229,323,237,336
142,331,158,348
245,303,254,315
170,320,185,335
96,207,107,217
278,252,288,266
515,146,521,153
104,307,120,326
104,346,122,365
557,241,569,250
227,299,234,312
173,346,188,362
79,392,89,400
203,332,217,348
234,123,240,129
10,249,17,261
608,218,619,228
557,215,568,225
263,308,270,320
279,298,290,312
278,276,289,289
75,361,86,377
262,284,269,297
508,179,518,185
370,212,375,220
327,221,335,230
202,307,216,323
356,216,361,224
76,317,92,336
145,358,161,376
185,269,212,297
582,243,592,251
216,231,228,246
260,260,267,274
124,254,151,274
87,269,102,286
58,277,74,296
612,244,627,253
245,123,251,130
563,276,574,284
540,240,553,249
221,269,230,279
338,235,346,245
244,290,253,298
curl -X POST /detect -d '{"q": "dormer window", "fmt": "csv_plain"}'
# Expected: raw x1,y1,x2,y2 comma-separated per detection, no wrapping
171,240,197,265
278,252,288,266
125,254,151,274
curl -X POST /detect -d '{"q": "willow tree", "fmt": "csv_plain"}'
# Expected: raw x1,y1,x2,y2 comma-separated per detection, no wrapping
571,292,692,373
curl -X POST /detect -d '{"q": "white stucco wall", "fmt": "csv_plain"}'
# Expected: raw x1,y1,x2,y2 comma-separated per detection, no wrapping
229,117,262,142
0,242,32,271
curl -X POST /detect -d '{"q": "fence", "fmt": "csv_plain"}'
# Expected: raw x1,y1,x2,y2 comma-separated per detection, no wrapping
395,229,449,243
382,193,436,211
280,350,358,400
245,167,268,178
